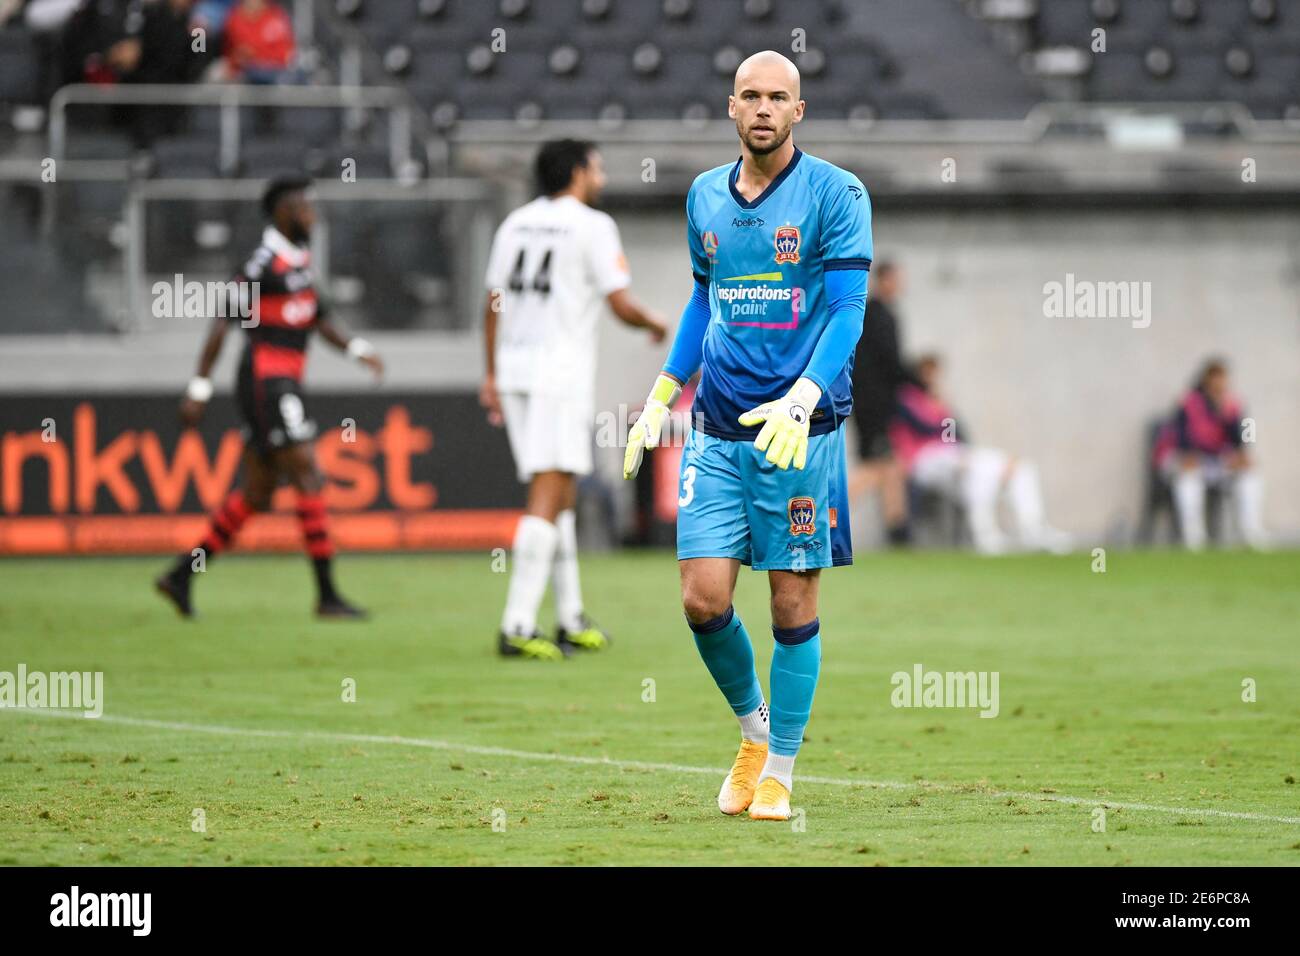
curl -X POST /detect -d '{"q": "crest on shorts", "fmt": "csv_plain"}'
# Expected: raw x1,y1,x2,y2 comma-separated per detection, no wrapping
701,230,719,259
774,225,801,265
788,496,816,536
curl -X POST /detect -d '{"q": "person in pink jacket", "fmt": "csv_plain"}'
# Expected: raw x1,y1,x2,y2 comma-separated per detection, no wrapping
889,354,1071,555
1153,358,1266,550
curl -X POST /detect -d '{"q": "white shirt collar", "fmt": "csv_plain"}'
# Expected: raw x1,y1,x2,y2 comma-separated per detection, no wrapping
262,226,309,267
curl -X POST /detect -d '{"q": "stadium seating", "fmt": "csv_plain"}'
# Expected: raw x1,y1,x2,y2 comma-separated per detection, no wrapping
2,0,1297,339
5,0,1294,182
348,0,1012,122
1029,0,1300,118
0,26,40,105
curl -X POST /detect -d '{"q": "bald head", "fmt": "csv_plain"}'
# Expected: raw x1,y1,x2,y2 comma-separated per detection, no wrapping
729,50,804,157
734,50,801,99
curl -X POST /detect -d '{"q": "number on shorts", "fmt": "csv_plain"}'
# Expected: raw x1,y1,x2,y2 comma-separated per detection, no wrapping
679,465,697,508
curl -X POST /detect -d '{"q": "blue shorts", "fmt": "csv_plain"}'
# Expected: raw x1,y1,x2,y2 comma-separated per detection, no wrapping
676,424,852,571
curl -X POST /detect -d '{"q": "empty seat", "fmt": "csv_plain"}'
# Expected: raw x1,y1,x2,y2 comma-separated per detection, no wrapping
0,30,39,104
65,130,135,160
273,108,343,145
321,144,394,178
872,90,945,120
150,137,221,177
1035,2,1098,45
1086,52,1156,100
538,79,613,119
1218,49,1300,108
238,137,309,177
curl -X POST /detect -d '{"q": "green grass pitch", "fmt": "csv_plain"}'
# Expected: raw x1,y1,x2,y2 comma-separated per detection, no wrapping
0,549,1297,866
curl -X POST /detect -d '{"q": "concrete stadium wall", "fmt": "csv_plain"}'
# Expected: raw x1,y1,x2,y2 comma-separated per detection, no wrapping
598,206,1300,542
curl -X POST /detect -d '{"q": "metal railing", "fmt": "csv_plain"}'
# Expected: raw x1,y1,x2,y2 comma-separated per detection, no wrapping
442,101,1300,149
435,102,1300,199
49,83,416,175
122,176,497,336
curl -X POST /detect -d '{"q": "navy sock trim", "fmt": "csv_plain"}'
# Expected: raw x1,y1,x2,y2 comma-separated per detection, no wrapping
773,617,819,645
687,606,735,635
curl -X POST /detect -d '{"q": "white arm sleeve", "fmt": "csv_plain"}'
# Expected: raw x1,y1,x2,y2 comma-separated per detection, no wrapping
483,221,513,292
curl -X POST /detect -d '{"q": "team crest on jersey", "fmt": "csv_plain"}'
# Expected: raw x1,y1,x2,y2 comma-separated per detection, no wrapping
788,496,816,536
701,230,719,259
774,225,801,265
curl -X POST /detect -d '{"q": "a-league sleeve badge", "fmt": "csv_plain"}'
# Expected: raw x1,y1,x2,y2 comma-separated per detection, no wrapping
788,496,816,535
774,225,801,265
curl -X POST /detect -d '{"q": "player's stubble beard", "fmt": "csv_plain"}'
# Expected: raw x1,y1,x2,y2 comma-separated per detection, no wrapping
737,116,793,157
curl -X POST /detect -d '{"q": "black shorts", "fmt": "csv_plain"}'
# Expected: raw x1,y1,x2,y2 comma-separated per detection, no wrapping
237,373,318,457
853,405,894,461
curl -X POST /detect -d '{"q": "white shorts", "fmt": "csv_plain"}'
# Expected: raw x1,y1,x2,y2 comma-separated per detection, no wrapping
1159,454,1233,486
911,444,966,493
911,444,1009,494
500,390,594,483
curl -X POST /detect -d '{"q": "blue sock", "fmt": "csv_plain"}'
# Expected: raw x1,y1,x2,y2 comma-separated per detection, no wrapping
690,606,763,718
768,619,822,758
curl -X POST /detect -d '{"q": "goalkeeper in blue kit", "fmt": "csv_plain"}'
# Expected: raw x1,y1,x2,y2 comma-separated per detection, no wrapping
624,51,872,820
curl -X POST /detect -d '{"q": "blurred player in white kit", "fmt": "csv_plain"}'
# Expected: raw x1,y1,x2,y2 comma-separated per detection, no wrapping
480,138,667,659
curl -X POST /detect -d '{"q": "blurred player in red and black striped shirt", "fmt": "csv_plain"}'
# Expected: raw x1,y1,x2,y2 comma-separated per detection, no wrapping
155,177,383,618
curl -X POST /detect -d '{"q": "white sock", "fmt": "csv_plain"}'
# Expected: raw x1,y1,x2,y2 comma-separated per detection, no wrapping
758,752,796,792
551,509,585,632
739,701,769,744
1173,470,1207,550
1233,471,1268,548
1007,460,1046,544
962,447,1007,554
500,515,558,636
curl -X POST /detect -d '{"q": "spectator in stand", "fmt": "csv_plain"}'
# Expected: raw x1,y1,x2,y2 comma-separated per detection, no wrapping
889,354,1071,555
128,0,205,84
125,0,208,145
60,0,139,86
222,0,297,83
190,0,236,45
58,0,205,144
1153,358,1267,550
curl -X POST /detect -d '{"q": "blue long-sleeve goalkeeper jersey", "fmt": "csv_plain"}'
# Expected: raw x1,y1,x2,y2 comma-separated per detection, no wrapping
663,146,873,441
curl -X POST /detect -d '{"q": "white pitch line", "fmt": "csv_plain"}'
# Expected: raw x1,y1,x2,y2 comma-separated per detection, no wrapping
11,709,1300,825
